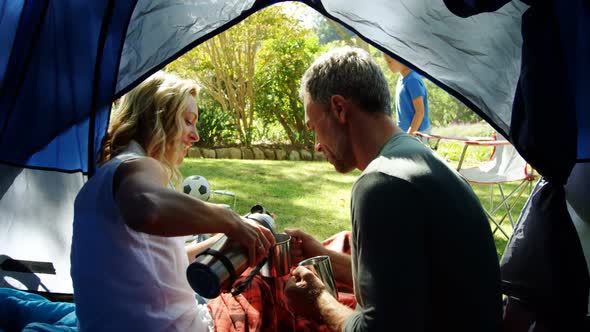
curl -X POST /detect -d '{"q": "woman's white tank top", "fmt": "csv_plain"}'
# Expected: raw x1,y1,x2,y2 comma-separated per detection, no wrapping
71,141,212,331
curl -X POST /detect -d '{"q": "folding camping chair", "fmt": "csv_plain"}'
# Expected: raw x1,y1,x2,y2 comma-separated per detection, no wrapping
415,132,496,152
455,133,537,239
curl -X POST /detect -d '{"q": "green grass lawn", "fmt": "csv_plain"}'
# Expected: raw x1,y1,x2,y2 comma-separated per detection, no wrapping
180,159,359,240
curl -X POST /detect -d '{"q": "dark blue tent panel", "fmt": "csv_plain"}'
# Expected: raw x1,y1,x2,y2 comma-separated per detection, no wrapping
0,0,135,172
0,0,27,86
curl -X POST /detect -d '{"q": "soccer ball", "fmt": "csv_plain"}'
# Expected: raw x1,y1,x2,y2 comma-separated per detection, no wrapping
182,175,211,201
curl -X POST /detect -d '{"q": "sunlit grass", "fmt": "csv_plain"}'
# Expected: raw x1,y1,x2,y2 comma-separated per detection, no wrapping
180,159,359,240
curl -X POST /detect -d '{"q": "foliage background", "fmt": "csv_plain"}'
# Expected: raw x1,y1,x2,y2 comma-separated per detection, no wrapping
165,3,486,148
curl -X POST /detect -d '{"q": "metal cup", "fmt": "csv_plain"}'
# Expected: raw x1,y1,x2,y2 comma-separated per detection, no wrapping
298,255,338,299
260,233,291,278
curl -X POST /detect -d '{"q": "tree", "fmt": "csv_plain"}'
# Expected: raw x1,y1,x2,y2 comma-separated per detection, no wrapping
313,16,370,51
168,10,284,145
254,17,321,146
424,81,481,126
168,4,324,146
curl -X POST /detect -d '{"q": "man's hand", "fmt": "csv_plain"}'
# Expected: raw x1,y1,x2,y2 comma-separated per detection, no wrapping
284,228,326,265
284,266,327,322
285,265,354,331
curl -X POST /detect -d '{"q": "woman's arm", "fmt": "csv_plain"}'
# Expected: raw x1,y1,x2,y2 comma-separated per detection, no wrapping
186,233,224,263
113,157,274,265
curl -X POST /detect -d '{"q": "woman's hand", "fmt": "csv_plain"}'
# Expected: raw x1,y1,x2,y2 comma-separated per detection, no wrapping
225,210,275,267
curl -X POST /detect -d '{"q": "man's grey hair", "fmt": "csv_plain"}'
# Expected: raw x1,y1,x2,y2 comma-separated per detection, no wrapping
299,46,391,115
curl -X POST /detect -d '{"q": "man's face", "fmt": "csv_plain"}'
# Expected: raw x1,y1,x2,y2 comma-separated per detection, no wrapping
304,93,356,173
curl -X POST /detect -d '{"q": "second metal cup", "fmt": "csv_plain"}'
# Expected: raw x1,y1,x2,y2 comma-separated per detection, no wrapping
297,255,338,299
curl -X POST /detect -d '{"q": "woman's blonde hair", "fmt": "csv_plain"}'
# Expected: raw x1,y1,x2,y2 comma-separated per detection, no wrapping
99,71,199,185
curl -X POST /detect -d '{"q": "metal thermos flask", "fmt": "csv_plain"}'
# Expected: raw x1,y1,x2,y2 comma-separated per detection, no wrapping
186,210,275,298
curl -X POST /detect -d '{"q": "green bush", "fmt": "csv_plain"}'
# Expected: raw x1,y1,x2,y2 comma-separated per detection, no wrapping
196,94,238,146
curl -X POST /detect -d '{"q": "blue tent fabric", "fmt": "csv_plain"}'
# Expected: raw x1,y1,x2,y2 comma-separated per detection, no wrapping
114,0,258,99
0,1,588,331
0,0,48,150
510,0,586,182
0,0,135,297
0,0,136,173
445,0,590,330
500,180,590,330
444,1,589,176
0,1,23,81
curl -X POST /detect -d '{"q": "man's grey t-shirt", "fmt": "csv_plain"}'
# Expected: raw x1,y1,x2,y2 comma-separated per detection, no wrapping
343,133,502,332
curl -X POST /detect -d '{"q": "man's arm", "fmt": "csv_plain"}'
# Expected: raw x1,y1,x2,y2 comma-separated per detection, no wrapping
407,96,425,134
316,290,356,331
285,266,355,331
325,250,353,286
285,228,353,285
343,173,428,331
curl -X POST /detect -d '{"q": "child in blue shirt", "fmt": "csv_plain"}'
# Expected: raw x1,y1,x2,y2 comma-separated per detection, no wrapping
385,55,431,136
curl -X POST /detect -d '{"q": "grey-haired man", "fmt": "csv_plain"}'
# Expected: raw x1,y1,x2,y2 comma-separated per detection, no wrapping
284,46,502,332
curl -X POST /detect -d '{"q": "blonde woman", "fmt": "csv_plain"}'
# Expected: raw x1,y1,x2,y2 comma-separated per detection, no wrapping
70,71,274,331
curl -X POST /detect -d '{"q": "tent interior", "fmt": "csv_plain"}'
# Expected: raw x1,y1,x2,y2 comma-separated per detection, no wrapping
1,0,588,329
